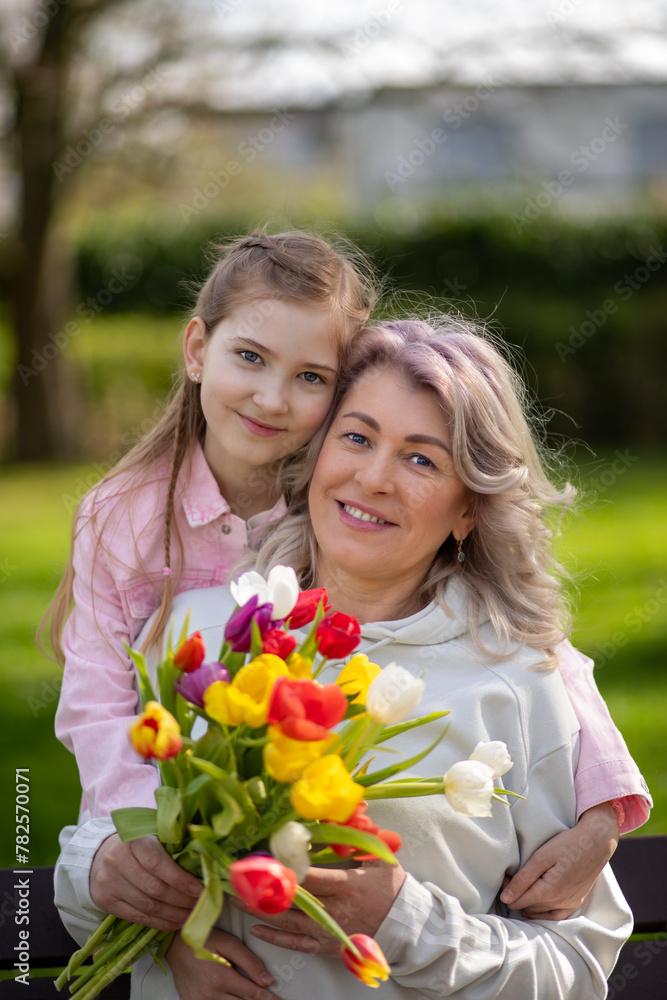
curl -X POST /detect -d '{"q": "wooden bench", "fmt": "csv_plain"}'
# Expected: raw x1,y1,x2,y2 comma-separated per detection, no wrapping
1,836,666,999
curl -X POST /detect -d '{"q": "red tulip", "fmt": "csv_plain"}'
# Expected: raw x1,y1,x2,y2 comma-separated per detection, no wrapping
229,856,297,914
268,676,348,740
173,632,206,673
315,611,361,658
287,588,329,628
341,934,390,987
262,628,297,660
330,801,403,860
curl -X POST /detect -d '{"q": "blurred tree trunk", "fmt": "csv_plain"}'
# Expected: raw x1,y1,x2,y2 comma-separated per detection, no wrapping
9,4,74,460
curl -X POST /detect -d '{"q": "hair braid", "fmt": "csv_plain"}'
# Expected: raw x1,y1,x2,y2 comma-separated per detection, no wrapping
140,385,194,656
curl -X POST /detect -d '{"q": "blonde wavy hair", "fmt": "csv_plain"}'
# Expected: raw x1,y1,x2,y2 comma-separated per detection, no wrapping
40,228,379,662
253,317,576,669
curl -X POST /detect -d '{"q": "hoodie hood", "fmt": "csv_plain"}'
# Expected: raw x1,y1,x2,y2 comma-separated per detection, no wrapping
359,576,487,655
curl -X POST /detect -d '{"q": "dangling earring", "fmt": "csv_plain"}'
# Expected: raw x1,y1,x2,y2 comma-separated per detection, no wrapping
190,371,201,383
457,536,465,564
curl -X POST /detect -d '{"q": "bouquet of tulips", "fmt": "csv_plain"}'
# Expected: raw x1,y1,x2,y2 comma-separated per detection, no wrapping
57,567,517,998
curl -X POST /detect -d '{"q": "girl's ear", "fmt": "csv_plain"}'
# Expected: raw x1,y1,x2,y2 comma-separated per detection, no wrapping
183,316,207,371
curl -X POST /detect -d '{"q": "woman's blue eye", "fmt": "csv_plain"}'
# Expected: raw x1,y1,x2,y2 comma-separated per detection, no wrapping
300,371,324,384
410,454,435,468
345,432,367,445
240,350,261,363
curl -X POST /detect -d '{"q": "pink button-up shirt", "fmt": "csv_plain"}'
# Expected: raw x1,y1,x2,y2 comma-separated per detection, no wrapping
55,443,651,832
55,443,285,818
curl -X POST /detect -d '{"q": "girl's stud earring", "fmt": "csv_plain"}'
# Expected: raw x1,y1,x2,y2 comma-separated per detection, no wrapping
190,371,201,383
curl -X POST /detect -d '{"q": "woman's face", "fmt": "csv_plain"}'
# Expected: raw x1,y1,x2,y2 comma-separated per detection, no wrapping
308,367,476,591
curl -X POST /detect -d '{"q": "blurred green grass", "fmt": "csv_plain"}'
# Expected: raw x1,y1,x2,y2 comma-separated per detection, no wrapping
1,453,665,866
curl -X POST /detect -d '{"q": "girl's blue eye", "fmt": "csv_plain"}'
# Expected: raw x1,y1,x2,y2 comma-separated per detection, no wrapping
240,350,261,363
300,371,324,384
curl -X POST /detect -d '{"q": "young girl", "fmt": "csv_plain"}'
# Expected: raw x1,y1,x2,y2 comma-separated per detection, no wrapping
46,228,379,820
51,233,649,971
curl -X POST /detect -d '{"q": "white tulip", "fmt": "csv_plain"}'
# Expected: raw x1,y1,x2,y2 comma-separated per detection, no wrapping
443,759,495,818
230,566,299,619
365,663,424,725
469,741,513,779
230,571,271,609
269,820,312,883
266,565,300,620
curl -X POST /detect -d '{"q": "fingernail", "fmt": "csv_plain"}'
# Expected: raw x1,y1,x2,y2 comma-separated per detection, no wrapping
259,974,273,986
500,889,513,903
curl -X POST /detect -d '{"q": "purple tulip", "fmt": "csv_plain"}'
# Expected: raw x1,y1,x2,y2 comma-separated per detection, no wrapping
175,661,231,708
224,595,274,652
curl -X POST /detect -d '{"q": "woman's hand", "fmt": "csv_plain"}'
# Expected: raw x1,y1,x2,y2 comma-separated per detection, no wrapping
90,834,202,930
232,859,406,957
166,929,280,1000
500,802,620,920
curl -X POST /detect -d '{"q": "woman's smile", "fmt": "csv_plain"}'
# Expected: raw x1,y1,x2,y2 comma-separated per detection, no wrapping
338,501,396,528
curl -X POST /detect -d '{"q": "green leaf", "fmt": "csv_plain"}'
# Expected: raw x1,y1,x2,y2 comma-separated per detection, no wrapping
292,886,356,953
111,807,158,842
305,822,398,863
354,723,450,787
211,790,245,838
155,786,184,844
181,857,229,964
374,711,451,745
125,645,156,707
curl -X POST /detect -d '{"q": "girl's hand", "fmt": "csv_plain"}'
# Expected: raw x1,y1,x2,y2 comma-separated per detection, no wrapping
166,929,280,1000
500,802,620,920
232,860,406,957
90,834,202,930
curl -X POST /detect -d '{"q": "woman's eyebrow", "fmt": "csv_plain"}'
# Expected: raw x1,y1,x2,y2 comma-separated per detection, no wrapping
341,412,450,453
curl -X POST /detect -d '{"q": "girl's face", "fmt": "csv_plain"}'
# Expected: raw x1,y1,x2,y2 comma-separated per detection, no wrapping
184,298,339,488
308,367,476,592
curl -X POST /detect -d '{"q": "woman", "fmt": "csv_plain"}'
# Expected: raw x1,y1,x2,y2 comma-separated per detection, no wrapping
56,318,633,999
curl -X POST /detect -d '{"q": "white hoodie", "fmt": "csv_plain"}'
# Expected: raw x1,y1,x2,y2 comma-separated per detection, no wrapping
55,578,632,999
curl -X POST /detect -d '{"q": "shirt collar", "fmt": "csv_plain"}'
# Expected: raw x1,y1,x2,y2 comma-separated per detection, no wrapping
180,442,287,529
180,442,231,527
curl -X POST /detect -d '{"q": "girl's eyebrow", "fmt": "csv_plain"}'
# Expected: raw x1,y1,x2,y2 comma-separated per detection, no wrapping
341,411,451,453
231,337,338,375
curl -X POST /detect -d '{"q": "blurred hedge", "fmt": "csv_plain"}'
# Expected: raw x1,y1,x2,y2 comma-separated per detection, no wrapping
74,215,667,446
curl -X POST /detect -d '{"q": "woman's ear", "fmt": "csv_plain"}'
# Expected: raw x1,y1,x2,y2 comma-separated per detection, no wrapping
455,498,477,542
183,316,207,372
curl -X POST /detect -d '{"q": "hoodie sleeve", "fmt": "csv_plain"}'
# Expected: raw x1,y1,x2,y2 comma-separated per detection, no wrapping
557,640,651,832
374,745,633,999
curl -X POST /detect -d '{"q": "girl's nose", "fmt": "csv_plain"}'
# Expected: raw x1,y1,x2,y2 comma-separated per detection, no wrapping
253,379,289,415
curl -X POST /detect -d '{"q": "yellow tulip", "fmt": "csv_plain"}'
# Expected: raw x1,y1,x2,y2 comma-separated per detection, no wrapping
286,652,313,679
204,654,289,728
290,754,364,822
263,726,333,783
130,701,182,760
336,654,382,705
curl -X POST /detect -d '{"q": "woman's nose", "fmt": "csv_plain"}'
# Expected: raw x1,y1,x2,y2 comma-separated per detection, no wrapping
354,453,395,494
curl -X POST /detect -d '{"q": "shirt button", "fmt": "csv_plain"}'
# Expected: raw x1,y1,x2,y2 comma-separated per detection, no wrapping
221,523,232,535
